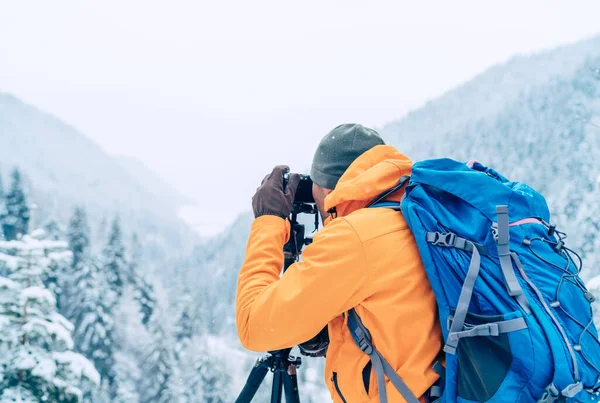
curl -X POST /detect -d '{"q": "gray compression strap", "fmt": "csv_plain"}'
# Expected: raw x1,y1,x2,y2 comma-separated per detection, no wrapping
496,206,530,313
347,309,419,403
426,232,487,256
446,315,527,339
443,241,481,355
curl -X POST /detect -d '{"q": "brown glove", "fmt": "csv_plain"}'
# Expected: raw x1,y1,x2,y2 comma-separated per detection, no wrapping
252,166,301,219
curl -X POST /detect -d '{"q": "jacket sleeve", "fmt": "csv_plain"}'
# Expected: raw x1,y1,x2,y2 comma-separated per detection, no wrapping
236,215,370,352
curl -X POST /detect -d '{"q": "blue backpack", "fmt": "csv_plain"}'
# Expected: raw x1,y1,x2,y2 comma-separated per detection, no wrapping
347,158,600,403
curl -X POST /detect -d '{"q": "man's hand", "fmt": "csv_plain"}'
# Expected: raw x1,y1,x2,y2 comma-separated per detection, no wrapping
252,165,301,219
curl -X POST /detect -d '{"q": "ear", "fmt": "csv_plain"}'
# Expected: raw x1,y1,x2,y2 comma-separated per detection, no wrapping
323,188,333,196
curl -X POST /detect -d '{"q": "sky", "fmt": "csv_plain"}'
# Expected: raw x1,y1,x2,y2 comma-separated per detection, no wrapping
1,1,600,236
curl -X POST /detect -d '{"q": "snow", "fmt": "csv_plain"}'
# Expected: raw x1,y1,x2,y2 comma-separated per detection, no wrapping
20,286,56,308
22,318,74,350
47,250,73,264
0,276,20,291
51,312,75,333
30,228,46,239
31,354,58,383
0,252,21,270
54,351,101,386
0,237,68,252
15,348,38,371
587,276,600,291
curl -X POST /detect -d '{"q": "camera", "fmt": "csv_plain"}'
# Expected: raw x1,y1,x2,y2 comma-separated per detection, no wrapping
283,173,315,204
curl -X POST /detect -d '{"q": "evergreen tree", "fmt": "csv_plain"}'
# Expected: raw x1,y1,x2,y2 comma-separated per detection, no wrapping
67,207,90,270
63,209,118,398
112,287,151,403
65,256,118,398
0,235,100,402
102,216,126,299
43,220,63,241
140,297,177,403
112,351,141,403
128,233,155,325
4,168,30,241
48,207,90,315
179,336,232,403
0,171,6,240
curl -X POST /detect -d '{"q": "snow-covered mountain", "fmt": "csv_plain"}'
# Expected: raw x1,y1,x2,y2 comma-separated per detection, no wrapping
0,92,196,261
114,156,191,208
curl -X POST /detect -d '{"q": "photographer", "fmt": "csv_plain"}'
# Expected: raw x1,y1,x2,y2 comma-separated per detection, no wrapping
236,124,442,402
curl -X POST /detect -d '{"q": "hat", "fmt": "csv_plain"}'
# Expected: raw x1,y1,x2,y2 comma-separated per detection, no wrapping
310,123,385,189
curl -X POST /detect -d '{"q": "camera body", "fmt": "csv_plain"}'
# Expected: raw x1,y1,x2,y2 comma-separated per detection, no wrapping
284,173,314,204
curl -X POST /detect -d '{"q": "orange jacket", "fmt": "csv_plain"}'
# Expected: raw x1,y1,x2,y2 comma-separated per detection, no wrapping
236,145,442,402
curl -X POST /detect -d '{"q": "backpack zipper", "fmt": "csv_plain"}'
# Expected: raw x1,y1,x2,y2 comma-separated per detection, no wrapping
332,372,347,403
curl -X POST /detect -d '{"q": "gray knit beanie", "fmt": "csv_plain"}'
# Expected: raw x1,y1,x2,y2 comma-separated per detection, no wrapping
310,123,385,190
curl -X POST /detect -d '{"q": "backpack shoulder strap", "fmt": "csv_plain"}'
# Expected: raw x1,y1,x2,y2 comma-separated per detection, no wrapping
347,309,420,403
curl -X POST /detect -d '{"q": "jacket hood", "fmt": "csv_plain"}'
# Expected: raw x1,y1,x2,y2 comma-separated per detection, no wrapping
324,145,413,219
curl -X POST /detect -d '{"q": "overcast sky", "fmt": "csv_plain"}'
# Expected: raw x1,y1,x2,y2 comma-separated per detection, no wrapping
1,1,599,236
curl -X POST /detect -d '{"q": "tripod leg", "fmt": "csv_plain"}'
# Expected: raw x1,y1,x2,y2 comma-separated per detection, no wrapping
235,359,270,403
283,364,301,403
271,370,284,403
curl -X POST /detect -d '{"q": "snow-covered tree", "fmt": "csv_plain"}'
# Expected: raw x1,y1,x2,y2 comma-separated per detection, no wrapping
60,209,118,399
67,208,90,270
128,233,155,325
0,235,100,402
112,286,151,403
112,351,141,403
0,171,6,240
65,255,117,398
102,216,126,299
178,336,232,403
140,289,178,403
3,169,30,241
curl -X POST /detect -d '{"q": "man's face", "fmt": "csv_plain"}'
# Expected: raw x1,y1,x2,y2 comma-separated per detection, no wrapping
312,183,333,224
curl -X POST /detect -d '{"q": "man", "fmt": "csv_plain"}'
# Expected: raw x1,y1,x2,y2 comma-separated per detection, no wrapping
236,124,442,402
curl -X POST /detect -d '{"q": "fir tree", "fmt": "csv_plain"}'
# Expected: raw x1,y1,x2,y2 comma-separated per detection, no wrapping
112,287,151,403
66,256,118,398
179,336,232,403
0,171,6,239
63,209,118,398
4,168,30,241
0,235,100,402
102,216,126,299
112,351,141,403
140,297,177,403
128,233,155,325
67,207,90,270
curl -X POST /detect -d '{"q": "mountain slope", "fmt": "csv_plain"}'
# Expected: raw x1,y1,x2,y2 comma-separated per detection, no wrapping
379,35,600,158
115,156,191,208
0,92,196,259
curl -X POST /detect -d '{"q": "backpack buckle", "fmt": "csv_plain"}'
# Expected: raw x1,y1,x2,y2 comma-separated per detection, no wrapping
491,223,499,243
538,384,560,403
430,232,457,247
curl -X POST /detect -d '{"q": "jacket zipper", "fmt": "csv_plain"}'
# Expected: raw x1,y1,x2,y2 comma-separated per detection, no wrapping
332,372,347,403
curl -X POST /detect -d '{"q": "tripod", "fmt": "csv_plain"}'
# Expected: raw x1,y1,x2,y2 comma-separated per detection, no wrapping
236,204,317,403
234,347,302,403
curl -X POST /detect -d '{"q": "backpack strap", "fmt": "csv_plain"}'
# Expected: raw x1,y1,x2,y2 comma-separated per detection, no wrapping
347,309,420,403
350,199,429,402
494,206,530,313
